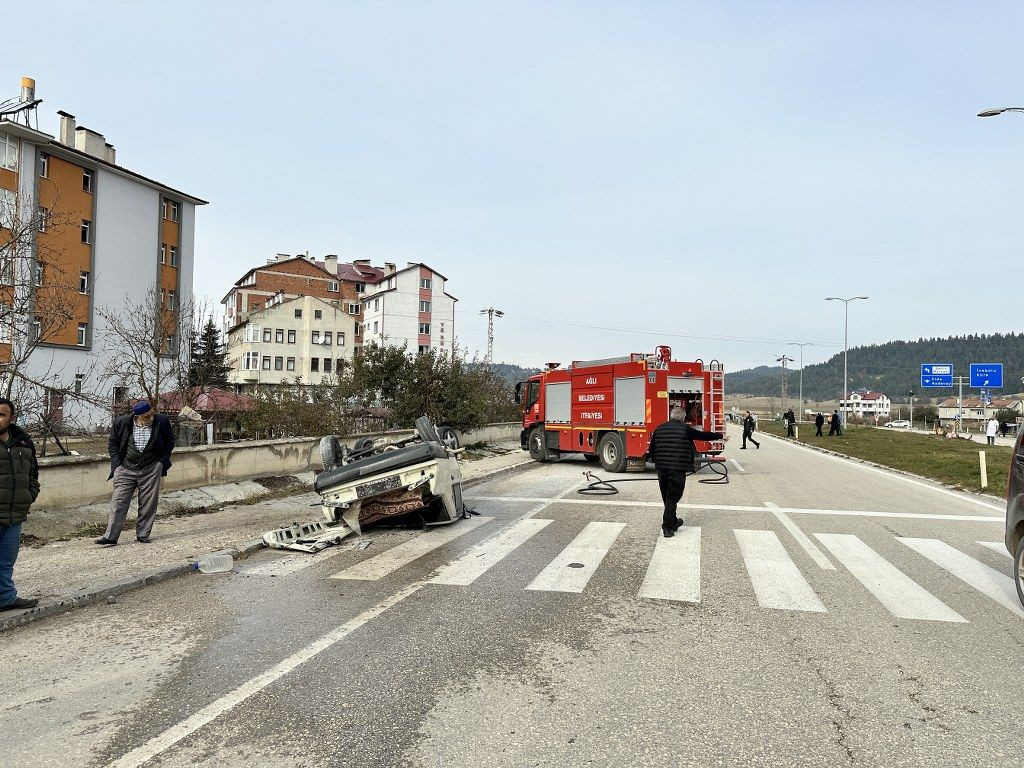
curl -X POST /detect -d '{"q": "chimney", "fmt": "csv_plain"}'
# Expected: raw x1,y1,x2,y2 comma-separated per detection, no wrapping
104,143,116,164
74,126,107,159
276,253,291,262
353,258,370,266
57,111,76,146
384,262,396,276
324,254,339,274
20,77,35,103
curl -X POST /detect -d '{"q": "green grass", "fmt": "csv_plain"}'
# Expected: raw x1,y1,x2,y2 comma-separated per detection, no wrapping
756,421,1013,496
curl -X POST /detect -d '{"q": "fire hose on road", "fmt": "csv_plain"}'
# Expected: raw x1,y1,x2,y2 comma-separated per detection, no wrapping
578,460,729,496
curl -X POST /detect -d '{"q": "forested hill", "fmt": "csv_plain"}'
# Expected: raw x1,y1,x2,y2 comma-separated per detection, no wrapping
725,333,1024,401
473,362,542,387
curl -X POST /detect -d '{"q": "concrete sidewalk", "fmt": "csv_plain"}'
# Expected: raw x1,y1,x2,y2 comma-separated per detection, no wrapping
1,443,533,631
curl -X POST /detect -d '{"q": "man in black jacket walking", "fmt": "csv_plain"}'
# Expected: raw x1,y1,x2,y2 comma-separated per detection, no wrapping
647,406,725,537
96,401,175,545
0,398,41,611
741,411,760,450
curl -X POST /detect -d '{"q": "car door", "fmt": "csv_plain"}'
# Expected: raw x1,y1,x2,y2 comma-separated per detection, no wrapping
1008,429,1024,553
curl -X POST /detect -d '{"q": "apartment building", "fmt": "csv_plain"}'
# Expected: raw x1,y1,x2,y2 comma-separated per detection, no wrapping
225,294,354,391
222,254,382,352
0,77,205,426
839,390,891,419
361,263,457,355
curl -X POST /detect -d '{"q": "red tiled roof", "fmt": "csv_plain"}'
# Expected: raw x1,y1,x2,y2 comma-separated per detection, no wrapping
158,387,255,414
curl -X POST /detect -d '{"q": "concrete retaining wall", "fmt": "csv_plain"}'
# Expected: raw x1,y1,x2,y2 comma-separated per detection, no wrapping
35,422,521,509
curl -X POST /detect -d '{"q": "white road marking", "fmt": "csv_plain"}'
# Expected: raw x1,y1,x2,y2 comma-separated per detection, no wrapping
329,516,493,581
525,522,625,593
734,529,827,613
638,526,701,603
104,582,424,768
429,518,553,585
815,533,967,623
899,538,1024,618
729,458,745,473
978,541,1014,560
467,496,1002,523
757,430,1004,511
765,502,834,570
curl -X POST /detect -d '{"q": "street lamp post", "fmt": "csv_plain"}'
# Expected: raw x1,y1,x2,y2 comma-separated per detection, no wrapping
790,342,813,423
825,296,868,426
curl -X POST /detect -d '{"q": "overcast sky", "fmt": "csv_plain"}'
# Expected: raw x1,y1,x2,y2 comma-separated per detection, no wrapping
11,1,1023,371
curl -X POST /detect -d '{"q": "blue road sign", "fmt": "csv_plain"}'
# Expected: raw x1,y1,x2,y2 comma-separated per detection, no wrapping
970,363,1003,388
921,363,953,387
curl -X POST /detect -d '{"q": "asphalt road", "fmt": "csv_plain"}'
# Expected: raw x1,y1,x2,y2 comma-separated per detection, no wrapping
4,431,1022,767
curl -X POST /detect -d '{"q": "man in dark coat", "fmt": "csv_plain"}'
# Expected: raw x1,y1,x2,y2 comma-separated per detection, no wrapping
0,398,41,611
647,406,725,537
784,409,796,437
814,412,825,436
96,401,175,545
741,411,760,449
829,410,842,436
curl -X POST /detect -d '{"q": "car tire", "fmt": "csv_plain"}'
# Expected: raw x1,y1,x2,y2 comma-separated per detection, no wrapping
319,436,343,471
598,432,627,473
1015,539,1024,609
528,427,548,462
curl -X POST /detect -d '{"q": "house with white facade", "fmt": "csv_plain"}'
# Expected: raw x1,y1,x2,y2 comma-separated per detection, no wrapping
225,294,354,392
361,263,457,355
839,390,891,420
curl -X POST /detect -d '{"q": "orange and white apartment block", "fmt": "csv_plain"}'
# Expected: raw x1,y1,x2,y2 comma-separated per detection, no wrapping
361,263,457,355
0,77,205,426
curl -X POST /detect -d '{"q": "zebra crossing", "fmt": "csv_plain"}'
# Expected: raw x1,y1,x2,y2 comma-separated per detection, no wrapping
243,518,1021,625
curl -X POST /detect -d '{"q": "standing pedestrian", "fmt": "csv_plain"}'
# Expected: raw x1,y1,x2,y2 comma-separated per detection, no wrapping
814,412,825,437
784,409,796,437
96,401,175,546
648,406,725,537
986,416,999,446
829,410,842,437
741,411,760,449
0,398,41,612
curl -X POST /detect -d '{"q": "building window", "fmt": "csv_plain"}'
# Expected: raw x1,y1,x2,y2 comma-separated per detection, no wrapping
261,355,271,370
113,386,128,405
310,358,319,372
160,244,166,264
39,152,49,178
0,303,9,343
74,373,85,394
79,271,90,294
387,277,395,289
244,324,261,343
167,290,176,311
314,309,323,319
419,300,431,313
167,335,177,354
77,323,87,347
37,207,48,232
242,351,260,370
336,332,345,346
311,330,321,344
420,278,432,290
0,188,14,230
34,262,43,287
0,258,11,284
287,329,296,344
336,358,344,372
262,328,272,343
275,328,284,343
170,201,180,222
169,246,178,267
323,358,332,373
353,322,360,336
286,357,295,371
355,282,365,294
274,356,283,371
373,321,378,334
323,331,332,346
347,302,360,315
419,322,430,335
83,169,94,193
31,317,40,341
0,132,17,171
294,308,302,319
328,280,339,293
81,220,91,244
373,298,379,312
418,345,430,354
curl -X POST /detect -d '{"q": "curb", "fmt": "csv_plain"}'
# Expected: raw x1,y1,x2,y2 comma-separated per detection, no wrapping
757,429,1006,507
0,457,536,633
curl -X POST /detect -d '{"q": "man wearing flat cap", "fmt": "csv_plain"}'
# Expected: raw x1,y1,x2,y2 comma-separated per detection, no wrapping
96,400,176,546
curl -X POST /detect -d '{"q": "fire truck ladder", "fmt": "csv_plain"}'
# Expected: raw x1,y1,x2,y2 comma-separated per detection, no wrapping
708,360,725,435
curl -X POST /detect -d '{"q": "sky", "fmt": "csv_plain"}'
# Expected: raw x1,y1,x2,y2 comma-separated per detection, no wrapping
9,1,1024,372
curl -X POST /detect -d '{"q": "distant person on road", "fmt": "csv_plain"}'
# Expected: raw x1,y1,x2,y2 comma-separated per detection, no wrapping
97,401,176,546
829,410,842,437
0,398,41,612
648,406,725,538
784,409,796,437
741,411,760,450
814,412,825,437
986,416,999,446
1001,420,1009,438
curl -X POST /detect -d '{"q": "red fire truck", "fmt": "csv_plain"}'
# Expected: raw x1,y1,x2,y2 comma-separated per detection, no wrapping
515,346,725,472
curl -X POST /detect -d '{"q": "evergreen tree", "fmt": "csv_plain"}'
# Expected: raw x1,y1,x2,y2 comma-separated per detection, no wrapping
188,318,231,387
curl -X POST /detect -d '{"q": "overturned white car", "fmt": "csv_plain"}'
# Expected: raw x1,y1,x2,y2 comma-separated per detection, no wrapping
263,417,467,552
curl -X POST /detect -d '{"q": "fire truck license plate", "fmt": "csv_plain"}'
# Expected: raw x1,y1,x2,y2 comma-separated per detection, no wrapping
356,475,402,498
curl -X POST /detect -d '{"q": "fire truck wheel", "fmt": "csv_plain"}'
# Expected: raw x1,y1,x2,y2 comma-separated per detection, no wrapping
598,432,627,473
528,427,549,462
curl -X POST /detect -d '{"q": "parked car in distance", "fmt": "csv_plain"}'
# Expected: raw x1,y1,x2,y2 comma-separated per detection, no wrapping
1005,427,1024,607
884,420,911,428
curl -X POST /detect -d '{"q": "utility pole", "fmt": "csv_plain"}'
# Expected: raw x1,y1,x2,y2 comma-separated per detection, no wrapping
479,307,504,364
909,390,914,429
776,354,794,414
791,342,813,422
